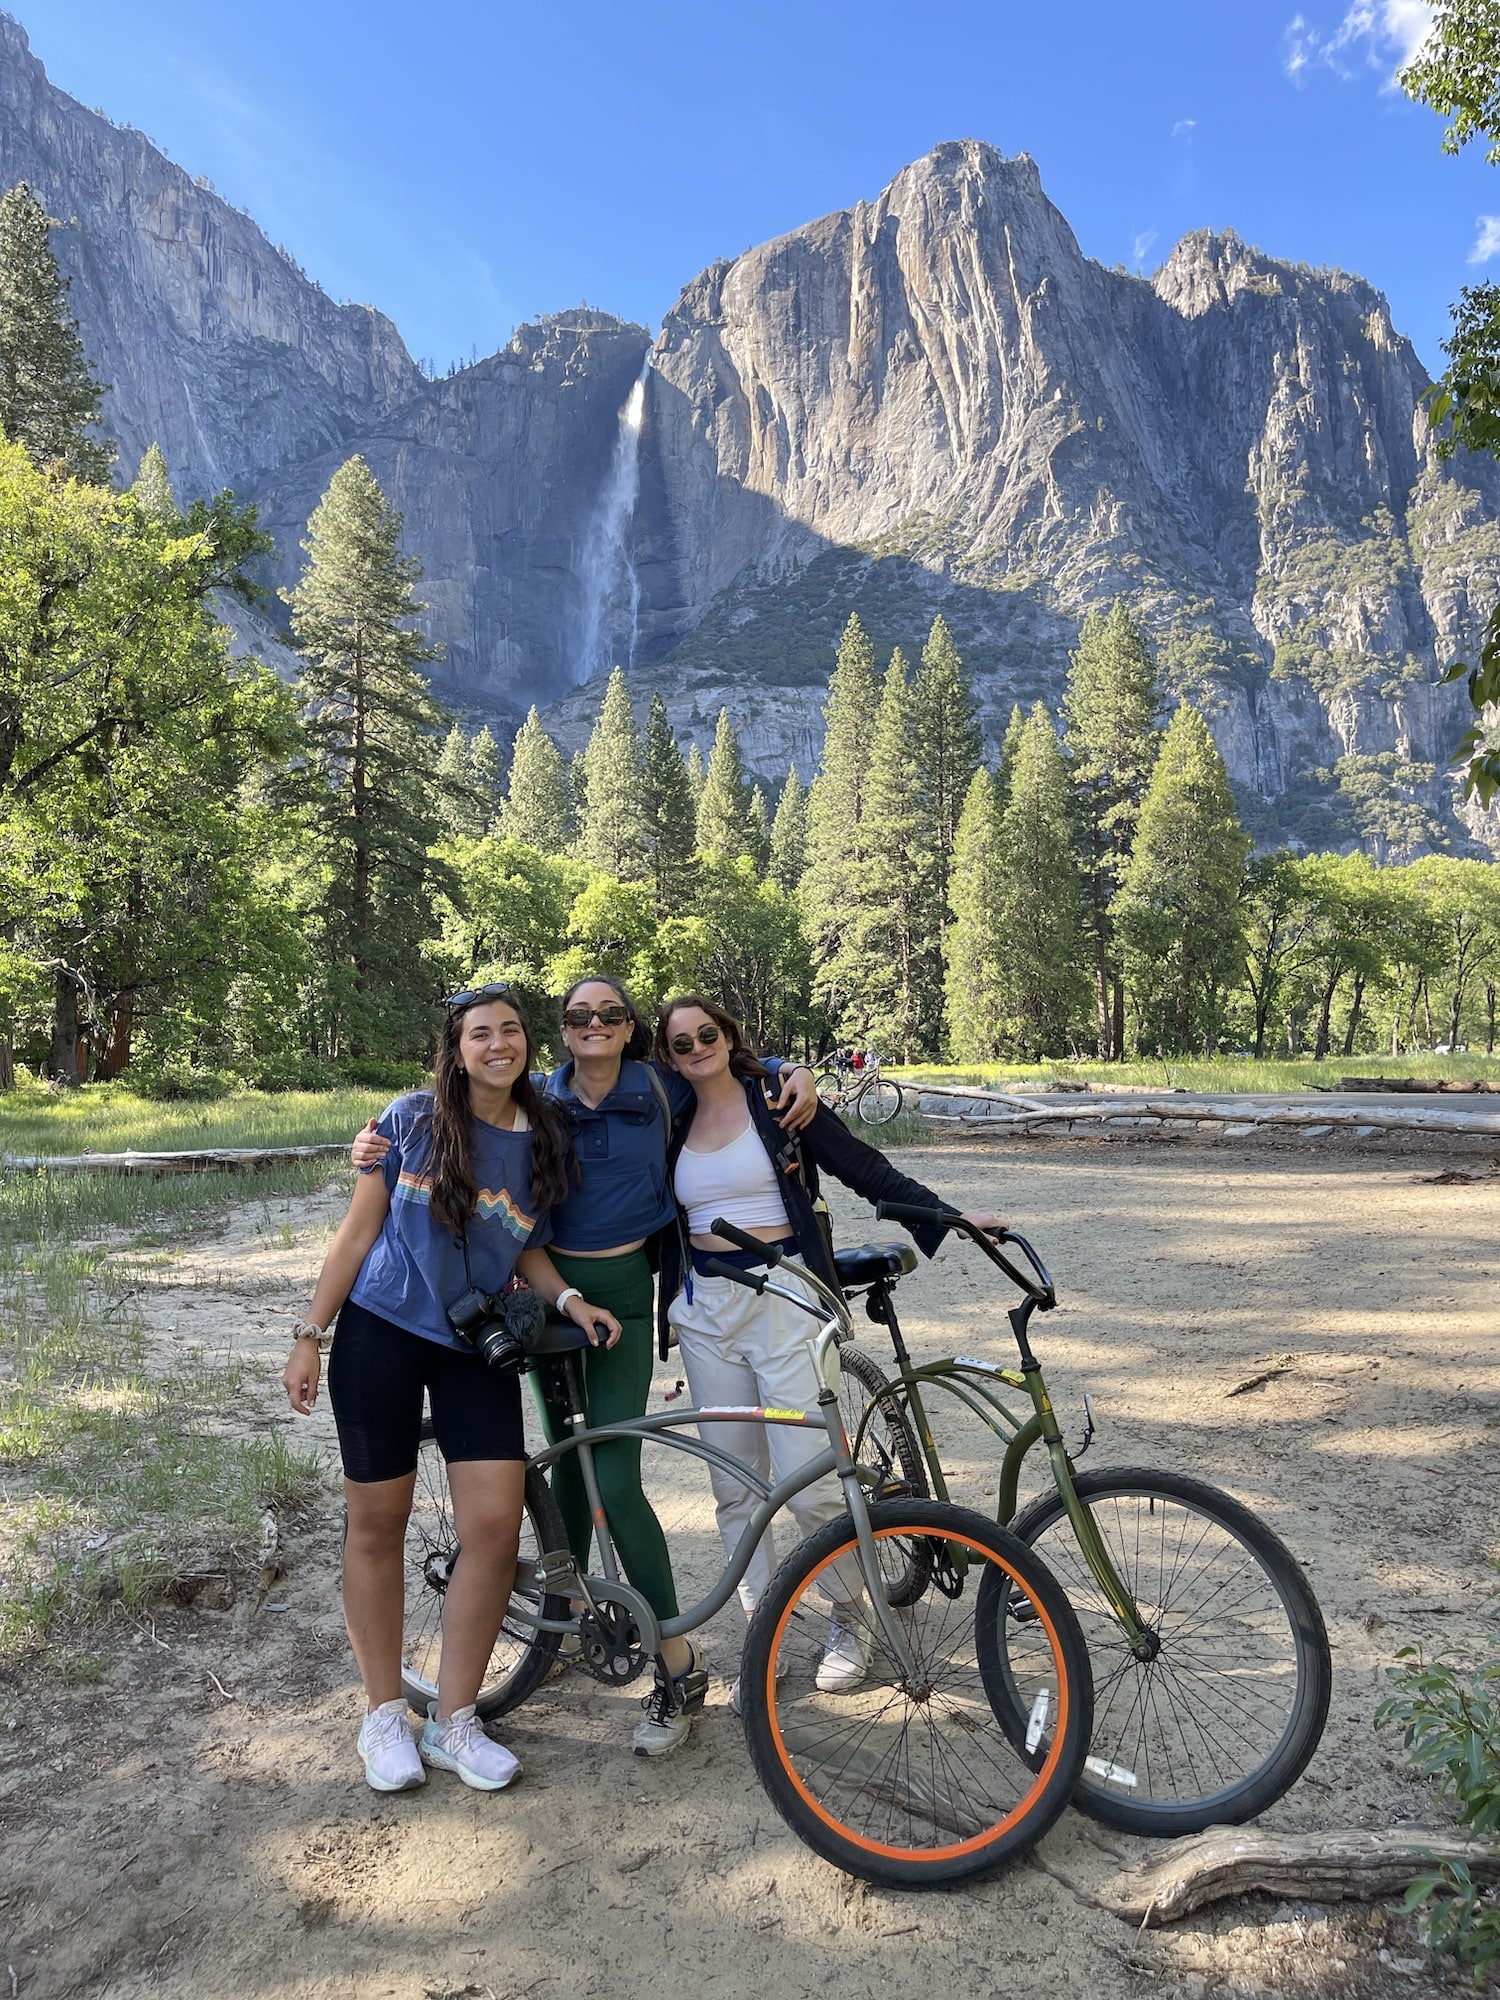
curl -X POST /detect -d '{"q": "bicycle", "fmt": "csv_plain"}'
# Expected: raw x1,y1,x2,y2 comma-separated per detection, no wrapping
400,1224,1094,1889
829,1201,1333,1839
814,1054,905,1125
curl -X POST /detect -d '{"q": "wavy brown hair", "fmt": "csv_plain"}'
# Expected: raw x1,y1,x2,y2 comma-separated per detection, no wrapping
560,973,651,1061
427,992,575,1235
653,992,768,1083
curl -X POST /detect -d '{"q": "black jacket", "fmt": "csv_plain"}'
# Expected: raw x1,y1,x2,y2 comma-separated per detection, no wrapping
654,1077,951,1357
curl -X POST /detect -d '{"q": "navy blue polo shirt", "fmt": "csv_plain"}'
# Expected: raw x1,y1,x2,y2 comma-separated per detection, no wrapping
543,1058,681,1251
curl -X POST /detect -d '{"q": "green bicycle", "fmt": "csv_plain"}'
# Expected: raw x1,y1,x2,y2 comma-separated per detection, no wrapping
833,1199,1333,1839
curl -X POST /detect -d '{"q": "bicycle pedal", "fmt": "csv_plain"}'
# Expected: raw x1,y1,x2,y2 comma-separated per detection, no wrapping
675,1668,709,1716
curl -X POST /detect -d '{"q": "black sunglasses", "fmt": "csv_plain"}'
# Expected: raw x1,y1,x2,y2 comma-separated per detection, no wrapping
562,1003,632,1028
669,1024,722,1054
444,982,518,1010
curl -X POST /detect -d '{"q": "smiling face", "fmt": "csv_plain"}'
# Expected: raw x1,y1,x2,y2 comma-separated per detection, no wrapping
456,999,530,1096
560,979,633,1069
663,1003,732,1086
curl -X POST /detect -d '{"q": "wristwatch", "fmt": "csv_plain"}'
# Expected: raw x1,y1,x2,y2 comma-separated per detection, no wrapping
291,1319,333,1352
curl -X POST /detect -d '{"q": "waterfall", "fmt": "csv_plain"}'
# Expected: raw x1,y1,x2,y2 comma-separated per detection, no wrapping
573,356,650,685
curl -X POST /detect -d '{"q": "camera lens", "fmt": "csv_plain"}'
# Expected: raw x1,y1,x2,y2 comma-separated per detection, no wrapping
474,1320,526,1370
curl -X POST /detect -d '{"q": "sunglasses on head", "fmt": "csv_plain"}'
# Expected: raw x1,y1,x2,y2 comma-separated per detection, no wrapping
669,1024,721,1054
444,981,518,1011
562,1003,632,1029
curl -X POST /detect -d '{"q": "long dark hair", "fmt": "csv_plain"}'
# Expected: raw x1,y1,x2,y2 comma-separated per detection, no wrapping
559,972,651,1061
653,992,768,1083
428,993,575,1233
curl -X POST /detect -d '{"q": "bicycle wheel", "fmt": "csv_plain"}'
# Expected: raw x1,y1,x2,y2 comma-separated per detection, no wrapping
1004,1467,1331,1835
739,1499,1091,1888
855,1078,904,1125
835,1344,931,1607
402,1418,570,1720
815,1068,845,1110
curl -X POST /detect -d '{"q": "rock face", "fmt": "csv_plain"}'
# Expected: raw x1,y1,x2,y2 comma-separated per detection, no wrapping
3,21,1497,852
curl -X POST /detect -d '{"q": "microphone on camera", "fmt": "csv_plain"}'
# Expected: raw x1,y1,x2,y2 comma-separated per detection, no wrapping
502,1286,548,1345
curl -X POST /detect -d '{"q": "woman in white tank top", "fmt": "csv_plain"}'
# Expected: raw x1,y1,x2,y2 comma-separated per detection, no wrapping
655,992,1001,1708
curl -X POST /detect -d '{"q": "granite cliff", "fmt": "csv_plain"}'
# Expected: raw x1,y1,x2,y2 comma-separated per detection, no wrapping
2,16,1496,853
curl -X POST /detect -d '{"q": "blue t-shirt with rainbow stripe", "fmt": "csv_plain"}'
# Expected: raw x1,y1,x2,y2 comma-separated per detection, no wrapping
348,1091,553,1350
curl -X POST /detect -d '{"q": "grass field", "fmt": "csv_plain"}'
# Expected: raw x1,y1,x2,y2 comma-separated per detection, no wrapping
0,1080,392,1157
891,1052,1500,1093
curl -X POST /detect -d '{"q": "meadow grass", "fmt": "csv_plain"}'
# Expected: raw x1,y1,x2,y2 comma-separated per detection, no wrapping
0,1077,393,1157
891,1052,1500,1094
0,1155,341,1666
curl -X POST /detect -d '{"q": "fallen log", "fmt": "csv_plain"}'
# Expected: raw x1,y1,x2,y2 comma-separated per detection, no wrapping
0,1144,351,1177
1100,1826,1500,1925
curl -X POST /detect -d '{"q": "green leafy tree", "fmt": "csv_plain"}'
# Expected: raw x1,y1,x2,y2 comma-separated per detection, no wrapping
1063,601,1162,1057
1294,852,1405,1059
1112,701,1249,1055
641,692,698,911
1407,855,1500,1048
944,767,1008,1061
768,765,808,892
547,873,704,1014
801,613,880,1032
994,704,1088,1058
910,615,982,1039
501,707,570,853
695,706,752,860
578,667,646,878
435,834,587,993
1238,853,1319,1058
688,855,812,1050
0,182,112,481
849,650,924,1059
283,454,451,1058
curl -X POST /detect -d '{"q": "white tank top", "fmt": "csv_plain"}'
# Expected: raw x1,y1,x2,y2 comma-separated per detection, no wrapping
673,1121,792,1238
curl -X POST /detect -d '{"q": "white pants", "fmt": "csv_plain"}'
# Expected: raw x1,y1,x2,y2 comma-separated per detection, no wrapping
670,1264,859,1616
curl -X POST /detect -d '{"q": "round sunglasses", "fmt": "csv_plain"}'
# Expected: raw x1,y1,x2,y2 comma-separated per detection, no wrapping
668,1024,722,1054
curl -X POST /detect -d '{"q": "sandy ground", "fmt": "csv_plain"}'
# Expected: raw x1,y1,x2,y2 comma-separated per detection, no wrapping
2,1136,1497,2000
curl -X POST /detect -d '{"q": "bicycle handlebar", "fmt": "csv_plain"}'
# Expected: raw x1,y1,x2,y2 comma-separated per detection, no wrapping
697,1255,770,1292
874,1201,1057,1308
708,1217,786,1263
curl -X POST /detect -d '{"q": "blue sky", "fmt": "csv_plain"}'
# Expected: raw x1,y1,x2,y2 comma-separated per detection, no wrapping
17,0,1499,374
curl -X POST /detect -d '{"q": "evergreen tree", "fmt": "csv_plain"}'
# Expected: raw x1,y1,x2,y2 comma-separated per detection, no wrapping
685,742,706,806
641,692,698,911
945,767,1008,1060
996,703,1026,808
436,722,487,837
501,707,570,853
800,612,880,1027
467,724,505,828
909,617,982,1045
850,649,925,1058
695,706,753,859
283,454,450,1057
0,183,112,481
768,764,808,891
578,667,647,878
745,784,772,873
1112,701,1249,1055
1063,600,1162,1058
569,749,589,841
994,704,1088,1057
131,443,176,522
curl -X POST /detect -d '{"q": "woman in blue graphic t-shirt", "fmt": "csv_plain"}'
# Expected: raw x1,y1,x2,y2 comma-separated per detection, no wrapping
282,985,620,1798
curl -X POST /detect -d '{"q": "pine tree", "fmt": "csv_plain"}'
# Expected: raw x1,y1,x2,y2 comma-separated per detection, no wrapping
437,722,486,836
906,617,982,1046
131,443,176,522
850,649,925,1058
641,691,698,911
501,707,570,853
768,765,808,891
685,742,706,807
467,724,505,828
800,613,880,1026
578,666,647,878
945,767,1008,1061
996,703,1026,808
1112,701,1249,1055
695,706,753,859
283,454,450,1056
0,183,112,481
745,785,772,873
994,704,1088,1058
1063,600,1162,1058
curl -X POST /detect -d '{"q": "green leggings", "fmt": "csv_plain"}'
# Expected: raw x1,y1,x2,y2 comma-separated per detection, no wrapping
530,1247,680,1621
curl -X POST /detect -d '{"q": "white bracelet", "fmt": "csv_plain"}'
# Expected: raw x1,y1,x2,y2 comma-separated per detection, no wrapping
554,1286,582,1313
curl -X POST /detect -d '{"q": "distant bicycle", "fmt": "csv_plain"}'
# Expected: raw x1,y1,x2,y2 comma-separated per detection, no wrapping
815,1052,904,1125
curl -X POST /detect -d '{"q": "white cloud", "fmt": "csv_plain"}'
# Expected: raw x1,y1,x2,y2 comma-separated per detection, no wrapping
1132,229,1159,267
1470,216,1500,264
1283,0,1433,84
1171,118,1197,139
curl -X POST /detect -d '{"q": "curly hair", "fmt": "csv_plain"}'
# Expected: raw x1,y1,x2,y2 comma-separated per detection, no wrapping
653,992,768,1083
427,992,575,1234
559,973,651,1061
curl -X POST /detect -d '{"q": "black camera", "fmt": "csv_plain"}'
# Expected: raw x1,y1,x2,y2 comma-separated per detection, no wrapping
447,1284,547,1370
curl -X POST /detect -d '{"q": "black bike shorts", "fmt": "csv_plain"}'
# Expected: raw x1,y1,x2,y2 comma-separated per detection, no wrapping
327,1297,525,1483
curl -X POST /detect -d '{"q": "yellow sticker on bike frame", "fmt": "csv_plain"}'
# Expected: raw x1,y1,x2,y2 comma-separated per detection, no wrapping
763,1407,805,1421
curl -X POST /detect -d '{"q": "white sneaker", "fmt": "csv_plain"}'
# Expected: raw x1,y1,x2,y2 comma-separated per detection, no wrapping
357,1698,426,1792
632,1645,708,1758
419,1704,521,1790
815,1613,872,1693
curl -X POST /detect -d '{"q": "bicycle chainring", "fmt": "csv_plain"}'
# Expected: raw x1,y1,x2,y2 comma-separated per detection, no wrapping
576,1607,647,1684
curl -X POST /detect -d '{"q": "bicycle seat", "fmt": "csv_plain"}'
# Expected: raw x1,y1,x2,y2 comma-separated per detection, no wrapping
833,1242,918,1290
524,1315,593,1358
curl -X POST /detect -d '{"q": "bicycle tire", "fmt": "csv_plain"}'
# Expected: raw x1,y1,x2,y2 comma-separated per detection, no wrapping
835,1343,931,1606
855,1078,904,1125
401,1417,569,1720
814,1069,845,1110
1003,1467,1331,1835
739,1499,1092,1888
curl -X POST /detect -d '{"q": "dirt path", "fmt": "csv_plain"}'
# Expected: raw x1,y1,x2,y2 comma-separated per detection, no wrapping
2,1140,1495,1999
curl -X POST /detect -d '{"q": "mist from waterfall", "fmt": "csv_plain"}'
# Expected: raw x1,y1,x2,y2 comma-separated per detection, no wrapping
573,357,650,685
